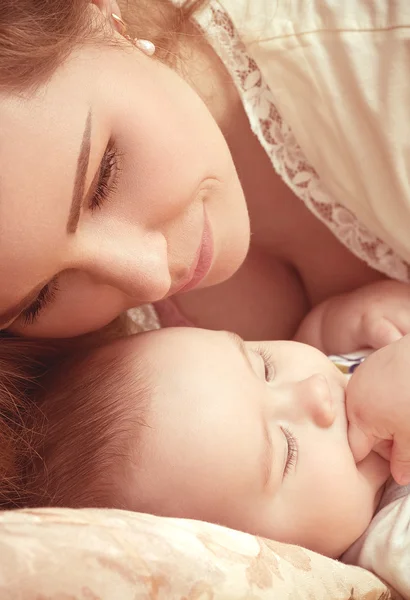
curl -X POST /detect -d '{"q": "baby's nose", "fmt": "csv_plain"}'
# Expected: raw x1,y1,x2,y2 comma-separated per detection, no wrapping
296,374,336,428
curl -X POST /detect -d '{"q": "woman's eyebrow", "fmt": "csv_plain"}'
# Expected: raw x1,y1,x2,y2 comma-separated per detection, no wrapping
67,108,92,234
0,110,93,328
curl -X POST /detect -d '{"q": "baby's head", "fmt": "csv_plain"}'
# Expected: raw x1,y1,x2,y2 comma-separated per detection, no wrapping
30,328,389,558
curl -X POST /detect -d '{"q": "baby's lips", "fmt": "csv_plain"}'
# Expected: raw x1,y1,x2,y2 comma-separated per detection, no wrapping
348,422,375,463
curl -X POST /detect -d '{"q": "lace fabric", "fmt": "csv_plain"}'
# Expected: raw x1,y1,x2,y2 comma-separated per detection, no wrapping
193,1,410,283
131,0,410,330
126,303,161,333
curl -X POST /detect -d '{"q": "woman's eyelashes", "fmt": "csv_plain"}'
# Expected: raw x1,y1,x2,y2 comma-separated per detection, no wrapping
20,277,60,326
255,346,275,382
89,142,122,211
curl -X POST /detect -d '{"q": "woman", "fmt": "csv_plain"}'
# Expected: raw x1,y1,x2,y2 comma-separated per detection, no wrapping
1,0,410,341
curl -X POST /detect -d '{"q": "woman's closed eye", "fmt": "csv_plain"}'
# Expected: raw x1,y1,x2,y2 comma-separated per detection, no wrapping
20,276,60,326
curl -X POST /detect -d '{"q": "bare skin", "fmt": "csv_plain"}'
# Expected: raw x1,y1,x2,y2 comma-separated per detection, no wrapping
169,28,384,340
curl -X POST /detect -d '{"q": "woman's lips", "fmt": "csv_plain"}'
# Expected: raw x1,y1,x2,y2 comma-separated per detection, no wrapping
173,207,214,295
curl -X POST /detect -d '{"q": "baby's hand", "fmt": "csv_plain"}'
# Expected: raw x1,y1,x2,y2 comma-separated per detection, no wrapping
346,335,410,485
295,280,410,354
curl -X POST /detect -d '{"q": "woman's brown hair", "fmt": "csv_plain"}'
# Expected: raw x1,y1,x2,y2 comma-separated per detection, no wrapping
0,317,133,507
0,337,59,507
0,0,207,92
0,310,154,507
0,0,208,505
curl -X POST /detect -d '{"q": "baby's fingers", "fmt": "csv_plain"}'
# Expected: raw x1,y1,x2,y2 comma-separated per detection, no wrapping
347,422,376,463
391,436,410,485
362,315,403,349
373,439,393,461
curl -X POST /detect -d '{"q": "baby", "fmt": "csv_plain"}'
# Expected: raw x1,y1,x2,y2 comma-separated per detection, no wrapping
28,326,410,594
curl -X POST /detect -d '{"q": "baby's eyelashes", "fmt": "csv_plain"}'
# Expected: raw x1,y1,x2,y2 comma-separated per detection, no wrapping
254,346,275,382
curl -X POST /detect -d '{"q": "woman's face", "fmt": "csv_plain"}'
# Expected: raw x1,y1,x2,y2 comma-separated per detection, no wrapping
0,32,249,337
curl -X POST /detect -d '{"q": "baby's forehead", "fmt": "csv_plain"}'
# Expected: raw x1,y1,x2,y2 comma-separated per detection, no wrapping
99,328,240,394
102,328,344,373
109,327,218,357
89,328,197,383
94,329,168,358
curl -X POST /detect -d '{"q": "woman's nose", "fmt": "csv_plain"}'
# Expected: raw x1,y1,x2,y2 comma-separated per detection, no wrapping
293,374,336,428
69,228,172,303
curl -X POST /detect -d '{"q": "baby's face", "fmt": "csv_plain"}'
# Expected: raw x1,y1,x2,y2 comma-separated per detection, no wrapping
117,328,389,558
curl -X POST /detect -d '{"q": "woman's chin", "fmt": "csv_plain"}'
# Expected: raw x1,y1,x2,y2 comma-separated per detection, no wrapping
205,228,251,289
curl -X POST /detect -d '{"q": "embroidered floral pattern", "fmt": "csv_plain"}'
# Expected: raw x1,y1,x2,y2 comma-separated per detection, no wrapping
0,507,398,599
195,1,410,283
